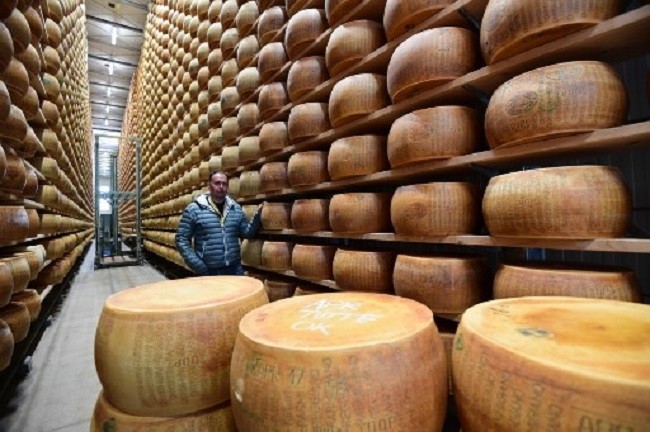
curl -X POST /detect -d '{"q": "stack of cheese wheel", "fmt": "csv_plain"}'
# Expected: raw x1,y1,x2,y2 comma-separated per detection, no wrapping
291,198,330,232
393,255,487,314
391,182,480,236
383,0,454,41
325,20,384,76
330,192,392,234
328,135,388,179
333,249,395,292
485,61,627,148
483,166,631,239
239,170,261,197
329,73,389,128
287,151,329,186
291,244,336,280
260,201,292,230
93,277,267,428
493,262,642,301
230,292,448,431
263,278,296,302
261,241,293,270
453,297,650,431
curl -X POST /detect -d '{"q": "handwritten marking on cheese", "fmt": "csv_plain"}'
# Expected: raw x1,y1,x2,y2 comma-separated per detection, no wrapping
290,299,384,336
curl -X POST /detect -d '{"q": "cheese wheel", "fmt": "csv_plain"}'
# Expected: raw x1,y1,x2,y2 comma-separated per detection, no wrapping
239,170,261,197
0,82,10,121
288,102,330,143
258,82,288,120
0,206,29,242
0,263,13,308
326,20,384,76
263,279,296,302
453,297,650,432
291,198,330,232
207,22,222,49
231,292,448,430
221,146,239,170
208,154,223,172
328,135,388,180
5,9,30,54
235,1,259,36
258,6,287,46
485,61,627,148
387,27,478,103
383,0,454,41
91,392,237,432
257,42,287,81
285,9,327,60
260,202,292,230
391,182,480,236
330,192,392,234
333,249,394,292
483,166,631,239
239,136,261,164
222,116,240,144
208,75,223,101
207,101,222,125
11,288,41,321
0,302,30,343
287,56,328,102
220,28,239,58
236,66,260,99
329,73,389,128
261,241,293,270
2,154,26,192
0,320,13,372
230,176,241,199
259,121,289,154
493,263,641,302
208,0,222,22
260,161,289,191
393,255,487,314
0,24,12,76
241,239,264,266
95,276,268,417
220,0,239,29
3,106,30,148
287,151,329,187
387,106,479,168
292,244,336,280
238,102,260,134
481,0,621,65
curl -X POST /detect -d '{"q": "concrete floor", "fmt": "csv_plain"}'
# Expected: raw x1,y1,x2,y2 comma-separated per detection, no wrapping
0,245,167,432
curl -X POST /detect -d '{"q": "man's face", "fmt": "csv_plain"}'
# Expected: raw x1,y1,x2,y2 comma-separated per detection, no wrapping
208,173,229,201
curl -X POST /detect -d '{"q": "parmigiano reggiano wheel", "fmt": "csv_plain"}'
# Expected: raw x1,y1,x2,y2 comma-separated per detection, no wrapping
0,2,17,21
258,6,286,46
393,255,486,314
220,0,239,29
239,170,261,197
288,102,330,143
287,151,329,187
387,27,478,103
328,135,388,180
207,101,222,125
330,192,392,234
221,146,240,170
333,249,394,292
220,86,240,115
480,0,621,65
260,202,292,230
0,206,29,242
208,48,223,73
0,302,30,343
230,292,448,430
258,82,288,120
0,263,13,307
222,58,240,87
236,66,260,99
258,42,287,82
326,20,384,76
241,239,263,266
287,55,328,102
238,102,260,134
493,263,642,302
291,244,335,280
263,279,296,302
391,182,480,236
383,0,454,41
387,106,479,167
0,320,13,372
485,61,627,148
208,75,222,101
453,297,650,432
11,289,41,321
208,154,223,172
284,8,327,60
208,0,222,22
235,1,259,36
5,9,30,54
95,276,268,417
239,136,261,164
222,116,240,144
291,198,330,232
229,176,241,198
483,166,631,239
329,73,389,128
220,28,240,58
259,121,289,154
261,241,293,270
260,161,289,191
91,392,237,432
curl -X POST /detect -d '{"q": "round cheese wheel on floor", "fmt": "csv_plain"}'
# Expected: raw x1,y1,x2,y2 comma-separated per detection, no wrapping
240,170,261,197
329,73,389,128
483,166,631,239
285,9,327,60
258,82,288,120
260,161,289,191
261,241,293,270
326,20,384,76
91,392,237,432
287,151,329,186
258,42,287,82
453,297,650,432
480,0,621,65
241,239,264,266
291,198,330,232
292,244,336,280
387,27,478,103
393,255,486,314
0,302,30,342
330,192,392,234
287,56,329,102
387,106,479,168
263,279,296,302
485,61,627,148
11,288,41,321
230,292,448,430
494,263,642,302
288,102,330,143
333,249,394,292
259,121,289,154
328,135,388,180
391,182,480,236
95,276,268,417
0,319,13,371
260,202,292,230
383,0,454,41
258,6,287,46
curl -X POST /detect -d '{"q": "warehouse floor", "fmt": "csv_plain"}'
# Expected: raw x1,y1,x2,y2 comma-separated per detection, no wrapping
0,246,167,432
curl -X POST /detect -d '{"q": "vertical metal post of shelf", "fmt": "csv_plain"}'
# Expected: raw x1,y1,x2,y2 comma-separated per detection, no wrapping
94,135,101,268
133,136,143,264
111,153,120,255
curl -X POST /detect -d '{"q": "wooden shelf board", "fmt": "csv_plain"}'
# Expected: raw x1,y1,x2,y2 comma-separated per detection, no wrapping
243,264,341,291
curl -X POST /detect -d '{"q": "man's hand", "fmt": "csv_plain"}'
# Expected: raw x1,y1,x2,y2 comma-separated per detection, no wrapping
257,201,266,211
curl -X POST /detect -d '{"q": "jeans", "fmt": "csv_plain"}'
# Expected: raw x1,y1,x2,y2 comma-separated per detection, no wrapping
207,263,245,276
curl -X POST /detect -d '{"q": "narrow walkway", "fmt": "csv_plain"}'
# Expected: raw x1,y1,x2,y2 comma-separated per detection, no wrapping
0,245,167,432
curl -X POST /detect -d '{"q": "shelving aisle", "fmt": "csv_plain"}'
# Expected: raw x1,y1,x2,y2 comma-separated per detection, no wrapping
0,244,167,432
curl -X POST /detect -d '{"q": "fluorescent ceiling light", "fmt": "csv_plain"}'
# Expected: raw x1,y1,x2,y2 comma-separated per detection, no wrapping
112,27,117,45
104,119,109,126
107,88,111,97
108,63,114,75
105,106,110,113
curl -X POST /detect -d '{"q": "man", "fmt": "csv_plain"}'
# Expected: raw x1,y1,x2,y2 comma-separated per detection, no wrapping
176,171,264,276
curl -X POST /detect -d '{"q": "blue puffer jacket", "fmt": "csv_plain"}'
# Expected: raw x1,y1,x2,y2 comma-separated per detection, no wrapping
175,193,261,274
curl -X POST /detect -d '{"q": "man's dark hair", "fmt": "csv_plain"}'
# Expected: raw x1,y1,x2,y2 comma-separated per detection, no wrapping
208,170,229,182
